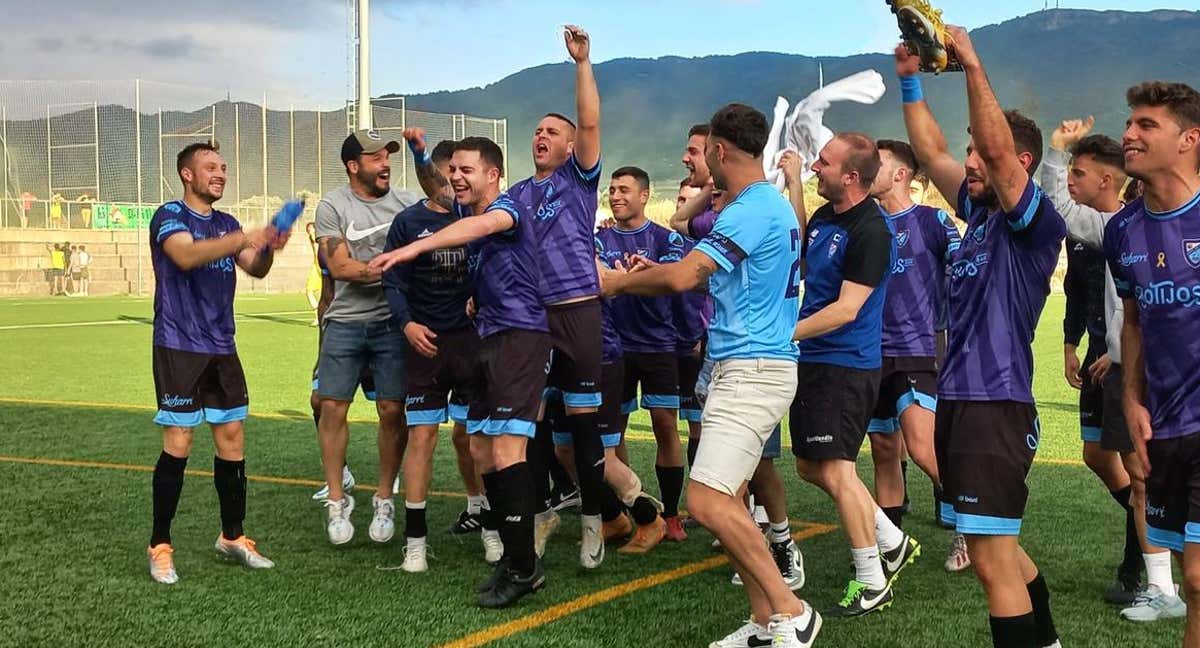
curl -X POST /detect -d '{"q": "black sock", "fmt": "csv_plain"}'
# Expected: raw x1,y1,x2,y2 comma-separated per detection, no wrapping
686,437,699,468
213,456,246,541
600,485,624,523
883,505,905,530
569,413,605,516
529,421,554,509
480,471,500,533
988,614,1037,648
631,496,659,526
493,463,537,575
1026,573,1058,647
151,451,187,547
1111,486,1142,575
405,504,428,539
656,464,684,518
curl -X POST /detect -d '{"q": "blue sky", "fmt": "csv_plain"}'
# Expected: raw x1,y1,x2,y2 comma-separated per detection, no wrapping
9,1,1196,107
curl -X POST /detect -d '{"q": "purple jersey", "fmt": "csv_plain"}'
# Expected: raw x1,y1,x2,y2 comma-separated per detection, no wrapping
881,204,962,357
1105,192,1200,440
688,204,719,239
508,154,601,304
939,178,1066,402
673,234,713,353
595,221,685,353
150,201,242,354
459,195,547,339
593,236,625,364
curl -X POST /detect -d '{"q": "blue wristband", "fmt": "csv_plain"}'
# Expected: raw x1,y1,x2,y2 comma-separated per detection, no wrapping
407,139,431,166
900,75,924,104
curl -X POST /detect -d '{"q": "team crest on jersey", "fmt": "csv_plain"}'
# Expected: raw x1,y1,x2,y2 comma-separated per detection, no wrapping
828,241,840,257
1184,240,1200,269
896,229,910,248
668,231,685,247
971,224,986,243
164,202,182,214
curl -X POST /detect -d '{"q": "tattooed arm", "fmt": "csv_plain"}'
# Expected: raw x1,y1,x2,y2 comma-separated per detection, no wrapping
404,127,453,211
598,249,716,298
320,236,381,284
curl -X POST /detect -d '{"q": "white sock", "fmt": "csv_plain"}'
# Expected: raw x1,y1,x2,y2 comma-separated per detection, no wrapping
746,494,756,516
851,545,886,589
407,535,426,547
768,520,791,544
753,505,770,525
1145,551,1175,594
479,495,491,511
466,494,485,515
874,507,904,552
581,514,601,531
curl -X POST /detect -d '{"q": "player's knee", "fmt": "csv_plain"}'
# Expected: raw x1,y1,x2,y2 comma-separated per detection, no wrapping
376,400,405,426
319,398,350,421
162,427,194,456
212,424,245,458
871,434,902,463
685,483,718,525
1182,562,1200,602
794,457,825,487
1081,443,1109,473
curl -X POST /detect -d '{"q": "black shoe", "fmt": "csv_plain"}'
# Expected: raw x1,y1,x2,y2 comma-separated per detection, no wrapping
477,561,545,608
550,487,581,512
1104,567,1144,605
448,509,483,535
824,580,893,618
476,557,510,593
881,535,921,587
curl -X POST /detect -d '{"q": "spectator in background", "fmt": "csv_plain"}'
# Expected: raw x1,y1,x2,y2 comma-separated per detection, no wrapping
45,243,65,295
19,191,34,228
66,245,82,295
79,194,94,229
49,194,65,229
75,245,92,296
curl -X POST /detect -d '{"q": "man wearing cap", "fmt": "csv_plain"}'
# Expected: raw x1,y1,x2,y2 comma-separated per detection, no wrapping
314,129,421,546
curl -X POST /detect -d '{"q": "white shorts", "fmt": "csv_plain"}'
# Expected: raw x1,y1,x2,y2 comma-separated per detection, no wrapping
691,358,797,496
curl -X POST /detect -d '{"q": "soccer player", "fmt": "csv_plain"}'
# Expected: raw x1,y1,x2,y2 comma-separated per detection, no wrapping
863,139,961,556
505,25,615,559
898,26,1065,646
146,142,285,584
600,103,820,648
1105,81,1200,644
314,130,419,546
372,136,548,608
381,138,491,572
790,132,916,617
598,166,689,538
1044,116,1179,617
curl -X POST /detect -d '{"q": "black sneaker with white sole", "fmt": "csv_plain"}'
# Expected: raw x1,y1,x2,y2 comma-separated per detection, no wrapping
824,580,893,618
549,487,581,512
881,534,921,587
477,561,545,608
448,509,483,535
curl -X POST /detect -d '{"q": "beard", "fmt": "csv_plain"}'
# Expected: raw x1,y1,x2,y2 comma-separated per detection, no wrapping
356,168,389,198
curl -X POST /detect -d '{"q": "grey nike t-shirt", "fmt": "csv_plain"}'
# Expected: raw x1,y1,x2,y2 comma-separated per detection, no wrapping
315,184,420,322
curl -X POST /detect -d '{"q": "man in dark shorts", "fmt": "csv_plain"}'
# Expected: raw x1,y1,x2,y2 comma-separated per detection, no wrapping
898,26,1065,646
791,132,915,618
146,142,287,585
1043,116,1176,617
1104,83,1200,635
372,137,549,608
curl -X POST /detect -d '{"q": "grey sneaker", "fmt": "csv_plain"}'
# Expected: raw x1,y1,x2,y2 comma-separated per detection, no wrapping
1120,585,1186,622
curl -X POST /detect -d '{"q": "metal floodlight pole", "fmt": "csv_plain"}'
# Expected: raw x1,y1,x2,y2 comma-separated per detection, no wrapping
2,104,7,228
289,104,295,197
135,80,143,296
400,98,407,189
356,0,372,130
234,103,241,205
261,93,267,222
317,108,323,196
93,102,100,201
46,105,52,207
157,109,164,204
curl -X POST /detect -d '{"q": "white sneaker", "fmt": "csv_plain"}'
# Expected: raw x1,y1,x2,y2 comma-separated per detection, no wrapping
580,515,604,569
214,535,275,569
482,529,504,565
147,544,178,585
402,538,428,573
773,539,806,591
534,509,560,558
945,533,971,572
769,609,822,648
369,496,395,543
392,474,400,495
707,619,770,648
325,494,355,545
1120,584,1187,621
312,465,356,501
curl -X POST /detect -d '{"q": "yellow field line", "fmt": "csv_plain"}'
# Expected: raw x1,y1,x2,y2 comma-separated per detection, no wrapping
436,522,839,648
0,454,467,499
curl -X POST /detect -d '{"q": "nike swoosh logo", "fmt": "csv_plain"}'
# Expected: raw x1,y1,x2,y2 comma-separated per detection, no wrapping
748,635,773,647
860,589,889,607
345,221,391,241
794,613,819,644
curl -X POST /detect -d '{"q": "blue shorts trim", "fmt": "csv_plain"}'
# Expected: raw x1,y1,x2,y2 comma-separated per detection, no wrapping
483,418,537,437
563,391,602,408
939,501,957,527
311,378,319,390
542,386,562,402
1147,525,1185,552
466,419,487,435
679,408,703,422
552,431,573,446
601,432,622,449
363,390,377,402
154,409,204,428
955,512,1022,536
1080,425,1103,443
896,390,936,416
621,398,639,415
448,403,469,425
868,417,899,434
204,406,248,424
641,394,681,409
408,408,447,426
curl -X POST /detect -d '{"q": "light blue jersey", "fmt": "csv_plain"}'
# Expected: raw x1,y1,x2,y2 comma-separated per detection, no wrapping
694,181,801,362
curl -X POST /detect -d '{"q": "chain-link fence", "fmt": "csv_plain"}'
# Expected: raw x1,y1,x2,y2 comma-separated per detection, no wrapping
0,80,508,229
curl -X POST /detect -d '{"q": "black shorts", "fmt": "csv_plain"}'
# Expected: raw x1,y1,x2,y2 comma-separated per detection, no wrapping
312,324,376,401
554,360,626,449
677,350,704,422
546,300,603,409
1080,342,1106,444
936,400,1039,536
622,351,681,414
466,329,551,438
152,345,248,428
1145,431,1200,552
1101,365,1134,453
406,327,479,427
868,356,938,435
790,362,880,462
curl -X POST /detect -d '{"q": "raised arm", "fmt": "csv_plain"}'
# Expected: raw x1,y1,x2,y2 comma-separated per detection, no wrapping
948,26,1027,213
1043,117,1109,249
403,128,453,211
162,227,269,273
778,151,808,229
565,25,600,171
369,207,515,273
896,45,966,206
669,183,714,237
